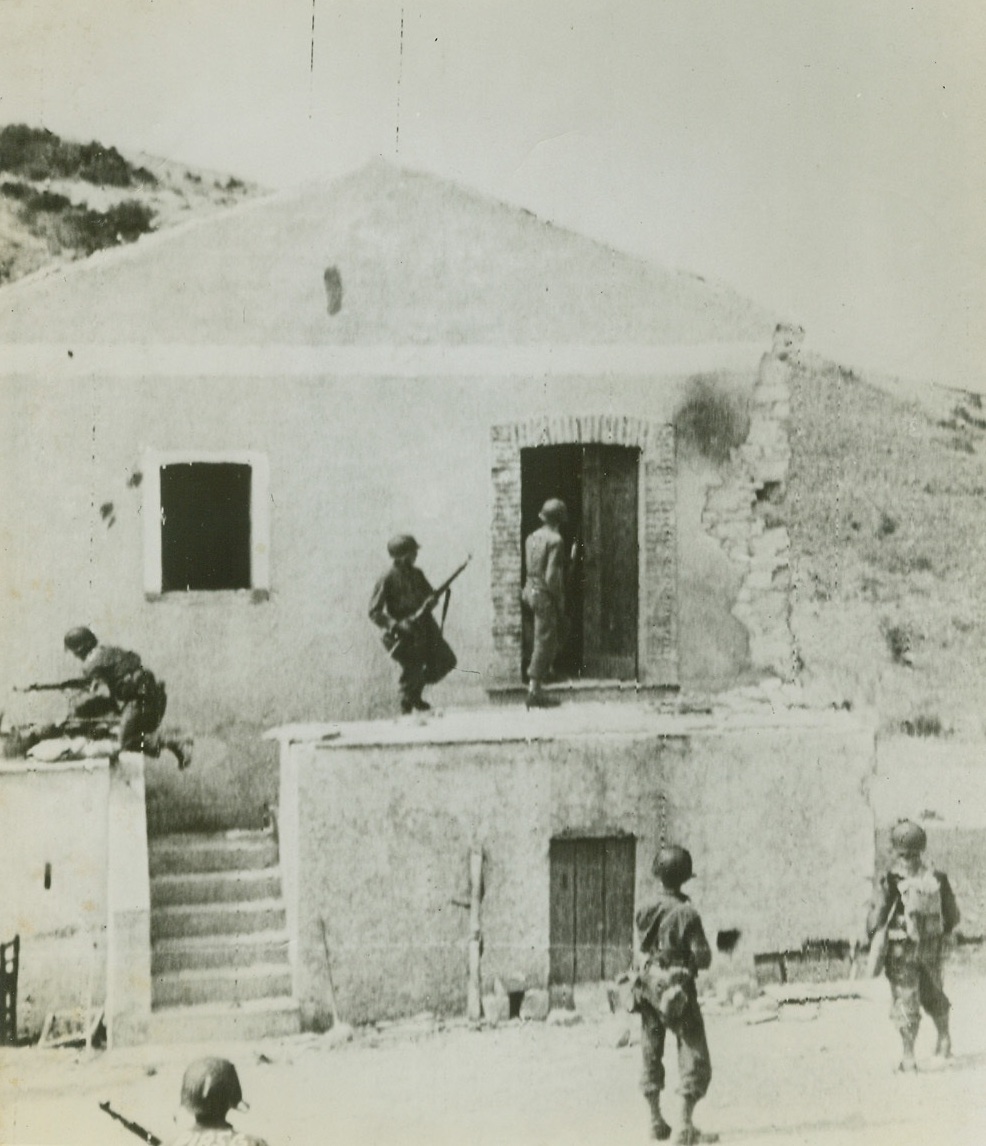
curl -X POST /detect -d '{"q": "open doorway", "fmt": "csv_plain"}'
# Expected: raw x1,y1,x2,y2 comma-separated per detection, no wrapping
521,443,639,681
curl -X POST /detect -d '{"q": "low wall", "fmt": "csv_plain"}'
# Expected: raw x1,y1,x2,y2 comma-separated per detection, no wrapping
0,754,151,1043
275,705,875,1027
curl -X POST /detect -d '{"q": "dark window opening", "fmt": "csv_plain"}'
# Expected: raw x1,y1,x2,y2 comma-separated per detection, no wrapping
521,444,639,681
160,463,251,592
716,928,742,954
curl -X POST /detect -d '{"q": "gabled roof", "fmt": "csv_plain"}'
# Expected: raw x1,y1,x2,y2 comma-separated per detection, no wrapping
0,161,774,346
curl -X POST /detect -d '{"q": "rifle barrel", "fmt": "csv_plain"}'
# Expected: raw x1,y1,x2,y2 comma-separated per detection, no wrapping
98,1101,163,1145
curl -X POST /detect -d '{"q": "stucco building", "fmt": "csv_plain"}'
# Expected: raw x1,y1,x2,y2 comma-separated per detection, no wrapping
0,163,874,1038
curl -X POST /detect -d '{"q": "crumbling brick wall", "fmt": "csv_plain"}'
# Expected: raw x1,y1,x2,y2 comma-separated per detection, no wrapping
701,325,802,680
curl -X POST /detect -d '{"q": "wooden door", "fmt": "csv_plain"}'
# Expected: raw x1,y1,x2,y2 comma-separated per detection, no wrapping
581,446,639,679
549,836,636,985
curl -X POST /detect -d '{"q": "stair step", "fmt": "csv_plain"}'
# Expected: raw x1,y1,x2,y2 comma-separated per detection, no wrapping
152,931,290,974
146,997,301,1043
151,899,286,941
149,832,278,876
151,868,282,907
152,964,293,1008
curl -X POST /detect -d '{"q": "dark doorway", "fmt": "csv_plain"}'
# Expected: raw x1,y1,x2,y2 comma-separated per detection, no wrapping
521,444,639,680
549,836,636,985
160,463,252,592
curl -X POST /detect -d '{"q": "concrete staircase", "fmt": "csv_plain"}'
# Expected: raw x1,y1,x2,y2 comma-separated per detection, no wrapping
148,831,300,1042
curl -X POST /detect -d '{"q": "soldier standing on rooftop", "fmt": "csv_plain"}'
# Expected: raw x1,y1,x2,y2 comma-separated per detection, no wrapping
369,534,457,714
522,498,568,709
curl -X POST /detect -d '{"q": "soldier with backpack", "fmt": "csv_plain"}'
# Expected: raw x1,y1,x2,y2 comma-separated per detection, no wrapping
866,819,960,1071
632,845,717,1144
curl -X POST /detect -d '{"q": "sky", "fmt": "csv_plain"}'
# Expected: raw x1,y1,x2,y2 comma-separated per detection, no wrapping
1,0,985,388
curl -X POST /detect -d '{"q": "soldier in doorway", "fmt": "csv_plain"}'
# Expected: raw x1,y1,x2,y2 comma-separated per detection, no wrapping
522,497,568,708
633,845,717,1144
866,819,960,1071
369,534,457,714
58,626,192,767
169,1057,269,1146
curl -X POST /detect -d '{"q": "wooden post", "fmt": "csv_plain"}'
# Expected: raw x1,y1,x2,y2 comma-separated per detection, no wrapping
467,849,483,1022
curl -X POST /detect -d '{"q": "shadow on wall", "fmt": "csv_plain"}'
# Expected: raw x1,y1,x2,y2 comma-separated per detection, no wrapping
673,373,755,690
144,733,279,835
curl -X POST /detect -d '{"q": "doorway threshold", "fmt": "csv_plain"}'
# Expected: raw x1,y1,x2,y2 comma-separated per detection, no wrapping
486,681,679,706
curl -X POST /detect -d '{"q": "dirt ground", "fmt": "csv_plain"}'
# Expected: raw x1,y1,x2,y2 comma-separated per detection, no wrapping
3,966,985,1146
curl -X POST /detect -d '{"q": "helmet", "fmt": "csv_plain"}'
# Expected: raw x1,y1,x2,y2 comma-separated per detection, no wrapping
64,626,97,656
180,1057,245,1120
890,820,927,855
538,498,568,526
387,534,420,559
653,845,694,886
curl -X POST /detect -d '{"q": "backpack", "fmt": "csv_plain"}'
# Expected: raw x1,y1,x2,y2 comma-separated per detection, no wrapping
896,868,944,943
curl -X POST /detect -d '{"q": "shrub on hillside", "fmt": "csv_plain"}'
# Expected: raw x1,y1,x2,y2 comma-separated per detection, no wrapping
0,123,155,187
58,200,155,253
674,375,751,464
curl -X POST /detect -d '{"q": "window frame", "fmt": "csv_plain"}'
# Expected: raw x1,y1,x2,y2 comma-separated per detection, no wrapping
142,449,270,600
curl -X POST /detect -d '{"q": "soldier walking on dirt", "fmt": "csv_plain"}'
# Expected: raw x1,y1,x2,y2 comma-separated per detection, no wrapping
522,498,568,708
369,534,458,714
866,819,960,1071
169,1057,269,1146
633,845,718,1144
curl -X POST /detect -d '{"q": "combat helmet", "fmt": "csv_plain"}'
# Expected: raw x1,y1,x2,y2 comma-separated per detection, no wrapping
64,626,98,657
387,534,420,559
890,819,927,855
180,1057,246,1122
538,498,568,526
653,844,694,886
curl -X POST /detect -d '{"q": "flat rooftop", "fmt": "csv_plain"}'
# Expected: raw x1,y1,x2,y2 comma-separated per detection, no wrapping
266,694,869,751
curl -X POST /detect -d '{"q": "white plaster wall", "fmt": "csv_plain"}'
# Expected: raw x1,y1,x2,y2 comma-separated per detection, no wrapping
281,711,874,1027
1,369,759,830
0,760,110,1038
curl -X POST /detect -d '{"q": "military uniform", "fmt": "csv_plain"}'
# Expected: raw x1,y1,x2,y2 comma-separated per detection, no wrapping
63,627,189,768
522,521,566,683
77,644,168,751
867,857,959,1045
369,557,457,712
636,890,714,1112
170,1129,268,1146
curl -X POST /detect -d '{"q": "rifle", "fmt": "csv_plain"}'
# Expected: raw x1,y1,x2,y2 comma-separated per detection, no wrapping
382,554,471,658
16,679,89,693
98,1101,162,1145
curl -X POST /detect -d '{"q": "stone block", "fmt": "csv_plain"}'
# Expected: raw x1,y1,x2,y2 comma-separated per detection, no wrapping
482,993,510,1025
547,1008,583,1027
519,988,550,1022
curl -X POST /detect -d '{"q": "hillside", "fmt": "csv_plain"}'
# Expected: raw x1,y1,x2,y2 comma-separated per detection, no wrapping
0,124,262,284
786,356,986,738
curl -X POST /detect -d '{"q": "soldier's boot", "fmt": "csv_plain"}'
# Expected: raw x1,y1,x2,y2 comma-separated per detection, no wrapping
675,1097,718,1145
646,1095,671,1141
896,1031,918,1072
933,1013,952,1059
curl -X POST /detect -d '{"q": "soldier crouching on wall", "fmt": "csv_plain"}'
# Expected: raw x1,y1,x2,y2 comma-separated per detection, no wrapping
632,845,717,1144
61,626,192,768
866,819,959,1072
